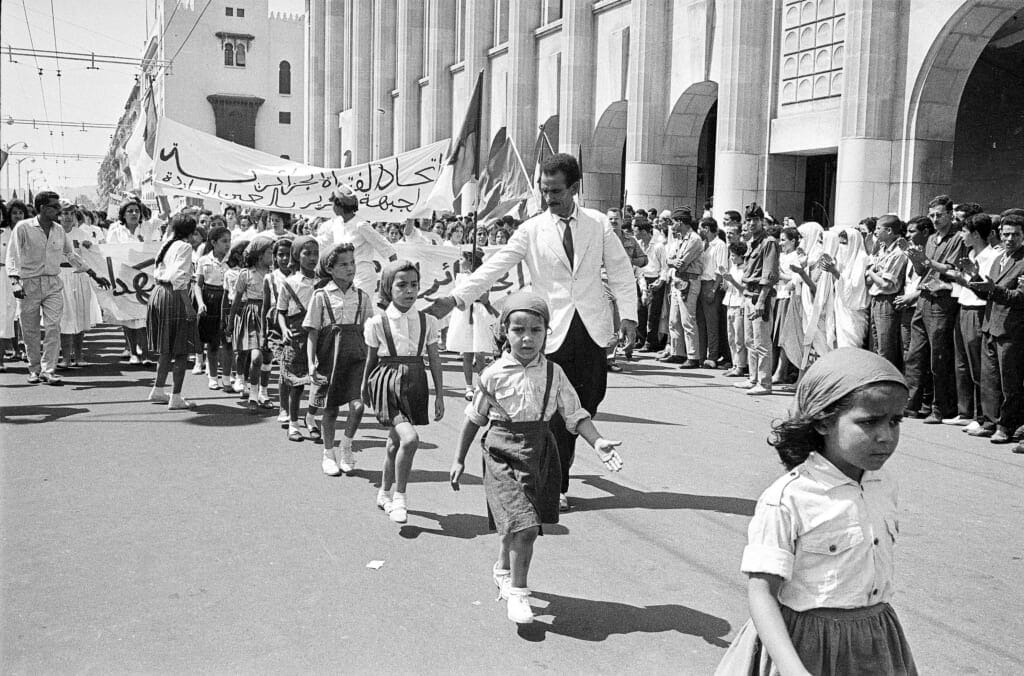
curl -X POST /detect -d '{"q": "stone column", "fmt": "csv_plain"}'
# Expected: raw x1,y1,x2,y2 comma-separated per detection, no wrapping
461,0,494,170
422,0,456,144
623,0,676,212
323,0,345,167
349,0,374,163
835,0,903,224
713,0,773,214
372,0,397,159
304,0,325,165
394,0,425,153
559,0,594,160
506,1,541,167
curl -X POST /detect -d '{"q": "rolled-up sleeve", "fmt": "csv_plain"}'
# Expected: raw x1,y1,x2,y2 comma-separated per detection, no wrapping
552,366,591,434
6,224,24,278
359,222,396,260
463,371,492,426
740,499,796,579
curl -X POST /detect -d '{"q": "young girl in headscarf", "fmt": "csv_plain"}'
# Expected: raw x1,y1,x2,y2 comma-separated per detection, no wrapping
715,347,917,676
362,260,445,524
449,291,624,625
801,229,840,368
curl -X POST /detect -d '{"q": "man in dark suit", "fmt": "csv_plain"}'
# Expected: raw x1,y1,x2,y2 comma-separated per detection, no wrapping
969,214,1024,445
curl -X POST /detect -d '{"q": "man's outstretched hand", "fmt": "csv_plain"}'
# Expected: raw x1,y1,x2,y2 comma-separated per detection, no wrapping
424,296,457,319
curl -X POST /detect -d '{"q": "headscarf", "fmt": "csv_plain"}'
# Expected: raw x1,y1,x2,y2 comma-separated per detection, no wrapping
796,347,907,418
798,221,825,267
289,235,317,270
378,259,419,305
835,226,869,310
498,291,550,328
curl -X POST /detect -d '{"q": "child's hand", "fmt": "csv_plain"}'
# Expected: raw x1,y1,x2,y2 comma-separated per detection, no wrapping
434,396,445,421
594,439,623,472
282,326,292,341
449,461,464,490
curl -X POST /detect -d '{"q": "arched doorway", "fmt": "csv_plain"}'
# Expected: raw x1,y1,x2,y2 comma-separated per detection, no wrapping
662,80,719,213
587,100,628,212
900,1,1023,216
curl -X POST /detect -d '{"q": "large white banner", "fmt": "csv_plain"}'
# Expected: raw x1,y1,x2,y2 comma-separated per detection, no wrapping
152,118,449,222
77,240,530,323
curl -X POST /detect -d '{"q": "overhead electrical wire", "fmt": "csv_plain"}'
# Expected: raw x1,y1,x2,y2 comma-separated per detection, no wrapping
20,0,54,153
50,0,67,155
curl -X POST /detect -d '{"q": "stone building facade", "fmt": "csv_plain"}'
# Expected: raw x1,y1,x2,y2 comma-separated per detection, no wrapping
304,0,1024,225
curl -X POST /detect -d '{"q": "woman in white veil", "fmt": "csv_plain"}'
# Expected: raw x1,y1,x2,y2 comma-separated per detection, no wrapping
801,228,839,368
831,226,870,348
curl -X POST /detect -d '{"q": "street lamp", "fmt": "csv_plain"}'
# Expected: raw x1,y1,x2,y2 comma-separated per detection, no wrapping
15,157,36,197
2,141,28,196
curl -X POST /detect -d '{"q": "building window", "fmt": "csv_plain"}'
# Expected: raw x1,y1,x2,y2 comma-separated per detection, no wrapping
236,8,244,17
780,0,845,104
279,112,291,124
279,61,291,94
234,42,246,67
455,0,465,61
493,0,509,46
542,0,562,24
224,42,234,66
225,7,233,16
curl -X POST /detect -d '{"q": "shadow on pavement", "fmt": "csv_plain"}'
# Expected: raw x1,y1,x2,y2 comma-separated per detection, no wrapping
569,475,756,517
184,404,273,427
0,405,91,424
398,510,570,540
517,591,732,646
596,412,685,426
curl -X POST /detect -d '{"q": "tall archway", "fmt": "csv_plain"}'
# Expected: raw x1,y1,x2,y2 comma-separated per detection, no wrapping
586,100,628,212
900,1,1023,216
663,80,719,212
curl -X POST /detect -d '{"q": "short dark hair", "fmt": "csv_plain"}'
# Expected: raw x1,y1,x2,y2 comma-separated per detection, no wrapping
1000,208,1024,218
875,214,905,237
698,217,718,234
724,210,742,224
928,194,953,211
1001,214,1024,231
744,203,765,221
118,199,143,223
34,190,60,212
907,215,933,236
156,214,198,267
540,153,582,186
780,226,801,243
963,213,993,240
859,216,877,233
955,202,983,218
223,205,238,216
728,241,748,257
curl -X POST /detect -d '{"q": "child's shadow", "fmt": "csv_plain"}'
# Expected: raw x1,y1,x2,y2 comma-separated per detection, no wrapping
517,592,731,646
398,510,570,540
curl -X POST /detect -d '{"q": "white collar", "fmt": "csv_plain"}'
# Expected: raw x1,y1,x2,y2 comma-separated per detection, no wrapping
385,303,418,320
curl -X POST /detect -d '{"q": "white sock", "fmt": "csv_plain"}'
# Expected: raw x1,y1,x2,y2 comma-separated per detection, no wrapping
392,491,406,505
150,386,166,395
339,435,353,451
377,487,391,501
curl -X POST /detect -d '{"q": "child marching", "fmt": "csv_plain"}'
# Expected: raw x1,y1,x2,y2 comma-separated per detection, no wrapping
276,235,318,441
304,243,370,473
195,225,232,390
449,291,624,624
227,237,274,412
362,260,445,524
715,347,916,675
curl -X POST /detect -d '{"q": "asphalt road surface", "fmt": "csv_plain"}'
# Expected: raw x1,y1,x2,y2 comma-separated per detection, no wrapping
2,328,1022,673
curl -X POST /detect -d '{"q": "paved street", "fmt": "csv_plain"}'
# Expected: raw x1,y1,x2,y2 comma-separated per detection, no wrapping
1,328,1022,673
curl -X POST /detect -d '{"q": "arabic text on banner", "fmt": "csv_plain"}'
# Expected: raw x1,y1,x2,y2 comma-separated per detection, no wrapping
153,118,450,222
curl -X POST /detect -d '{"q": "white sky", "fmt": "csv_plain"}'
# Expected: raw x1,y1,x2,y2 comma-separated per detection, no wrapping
1,0,304,199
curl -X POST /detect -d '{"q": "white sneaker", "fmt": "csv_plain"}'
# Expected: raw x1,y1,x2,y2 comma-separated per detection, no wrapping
220,376,232,390
942,415,970,426
322,455,342,476
232,379,245,393
376,491,392,511
191,362,204,375
733,380,756,389
745,384,772,396
276,410,290,424
964,421,982,434
148,388,170,404
339,447,356,474
168,394,196,410
559,493,570,512
493,563,511,601
506,588,534,624
389,495,408,523
208,377,221,390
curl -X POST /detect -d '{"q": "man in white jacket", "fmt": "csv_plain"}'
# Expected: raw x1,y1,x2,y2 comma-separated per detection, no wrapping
429,153,637,509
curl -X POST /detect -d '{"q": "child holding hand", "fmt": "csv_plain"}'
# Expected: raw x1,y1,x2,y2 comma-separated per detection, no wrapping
450,291,623,625
715,347,916,675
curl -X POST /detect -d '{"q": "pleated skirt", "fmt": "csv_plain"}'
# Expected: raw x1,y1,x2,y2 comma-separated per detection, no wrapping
58,269,99,335
366,357,428,426
147,284,195,356
714,603,917,676
233,298,264,352
197,286,226,345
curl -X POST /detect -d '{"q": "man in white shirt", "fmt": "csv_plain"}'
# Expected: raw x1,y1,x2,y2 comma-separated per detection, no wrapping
635,216,668,352
403,219,442,246
319,186,397,299
697,217,728,368
429,154,636,509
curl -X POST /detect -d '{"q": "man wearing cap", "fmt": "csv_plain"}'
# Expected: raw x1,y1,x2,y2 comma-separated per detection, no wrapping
428,153,637,510
735,204,779,395
6,191,110,385
660,207,704,367
320,186,397,299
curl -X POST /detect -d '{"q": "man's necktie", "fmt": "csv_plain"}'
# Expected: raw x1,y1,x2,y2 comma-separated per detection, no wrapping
561,218,574,266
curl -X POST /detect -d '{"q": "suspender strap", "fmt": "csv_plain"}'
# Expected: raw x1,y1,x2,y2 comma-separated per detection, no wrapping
319,290,337,325
381,312,399,356
352,290,364,325
539,360,554,422
282,281,305,315
416,311,426,356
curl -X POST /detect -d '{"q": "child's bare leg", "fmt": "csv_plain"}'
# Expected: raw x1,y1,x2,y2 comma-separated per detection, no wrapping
392,421,419,493
380,428,399,493
321,405,339,451
343,399,364,441
288,385,304,423
461,353,474,387
509,527,538,588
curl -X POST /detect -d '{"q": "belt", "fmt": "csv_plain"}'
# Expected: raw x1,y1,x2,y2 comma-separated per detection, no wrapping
920,288,951,299
157,281,174,289
681,272,700,280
